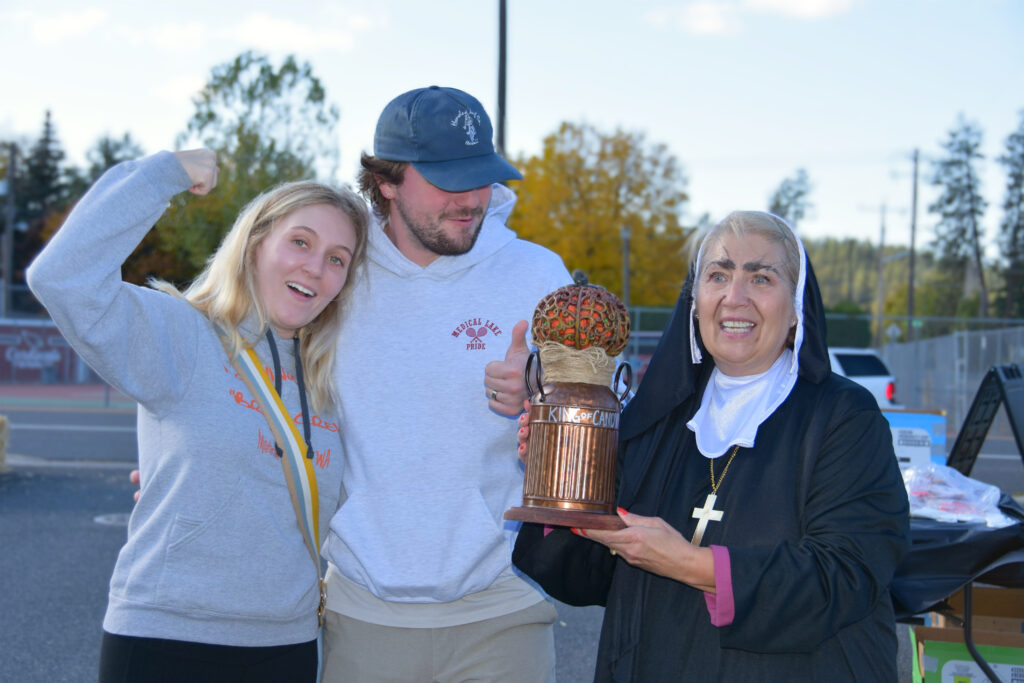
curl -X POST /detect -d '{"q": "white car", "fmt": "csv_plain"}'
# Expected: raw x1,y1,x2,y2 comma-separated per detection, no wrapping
829,347,904,409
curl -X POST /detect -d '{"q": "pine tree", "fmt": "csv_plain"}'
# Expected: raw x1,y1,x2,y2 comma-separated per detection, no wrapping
767,168,812,229
997,111,1024,318
928,115,989,317
14,111,68,284
66,132,145,198
19,111,66,218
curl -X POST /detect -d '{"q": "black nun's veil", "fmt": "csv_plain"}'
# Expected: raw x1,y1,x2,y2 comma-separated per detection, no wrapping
619,247,831,444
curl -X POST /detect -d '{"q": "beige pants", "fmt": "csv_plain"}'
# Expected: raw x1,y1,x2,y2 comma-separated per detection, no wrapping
321,600,557,682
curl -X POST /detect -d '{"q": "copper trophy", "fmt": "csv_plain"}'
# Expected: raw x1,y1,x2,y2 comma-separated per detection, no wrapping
505,271,632,530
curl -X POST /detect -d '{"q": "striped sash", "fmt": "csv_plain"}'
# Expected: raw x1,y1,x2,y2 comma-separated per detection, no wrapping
217,328,326,627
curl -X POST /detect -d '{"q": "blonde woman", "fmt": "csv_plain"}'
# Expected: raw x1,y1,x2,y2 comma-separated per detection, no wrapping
27,149,368,682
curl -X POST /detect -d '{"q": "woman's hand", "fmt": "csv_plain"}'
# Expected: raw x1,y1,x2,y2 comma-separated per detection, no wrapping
129,468,140,503
173,148,219,196
576,509,718,593
516,399,530,463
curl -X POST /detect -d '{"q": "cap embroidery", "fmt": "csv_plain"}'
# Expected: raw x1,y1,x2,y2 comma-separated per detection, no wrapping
450,109,481,146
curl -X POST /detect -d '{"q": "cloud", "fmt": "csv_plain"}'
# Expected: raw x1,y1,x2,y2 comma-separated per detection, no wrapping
323,4,388,32
643,0,854,35
13,8,108,44
222,12,368,53
743,0,855,19
151,75,207,104
643,2,742,36
110,20,207,52
148,22,209,51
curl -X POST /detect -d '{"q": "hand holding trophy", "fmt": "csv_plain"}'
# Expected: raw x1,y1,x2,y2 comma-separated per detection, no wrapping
505,270,632,530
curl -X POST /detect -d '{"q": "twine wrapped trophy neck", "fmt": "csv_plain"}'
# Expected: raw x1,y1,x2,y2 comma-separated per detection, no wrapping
537,341,616,386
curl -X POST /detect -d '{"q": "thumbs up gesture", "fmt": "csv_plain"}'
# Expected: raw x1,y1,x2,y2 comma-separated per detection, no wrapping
484,320,531,416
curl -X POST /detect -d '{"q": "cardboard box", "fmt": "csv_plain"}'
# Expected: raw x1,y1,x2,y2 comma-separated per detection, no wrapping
931,586,1024,634
915,587,1024,681
914,625,1024,682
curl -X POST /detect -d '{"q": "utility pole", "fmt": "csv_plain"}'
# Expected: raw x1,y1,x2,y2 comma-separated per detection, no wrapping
496,0,507,157
620,225,631,308
2,143,15,320
908,149,919,340
874,204,887,348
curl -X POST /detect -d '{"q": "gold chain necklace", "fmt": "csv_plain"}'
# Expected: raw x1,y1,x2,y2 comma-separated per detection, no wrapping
691,445,740,546
710,445,740,492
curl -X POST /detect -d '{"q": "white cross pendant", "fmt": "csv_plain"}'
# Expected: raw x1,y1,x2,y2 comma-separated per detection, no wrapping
691,493,724,546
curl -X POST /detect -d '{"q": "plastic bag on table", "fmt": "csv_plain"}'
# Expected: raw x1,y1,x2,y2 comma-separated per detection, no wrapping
903,463,1019,528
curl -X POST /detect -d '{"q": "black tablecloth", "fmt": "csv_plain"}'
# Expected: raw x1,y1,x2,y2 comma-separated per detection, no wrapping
891,494,1024,620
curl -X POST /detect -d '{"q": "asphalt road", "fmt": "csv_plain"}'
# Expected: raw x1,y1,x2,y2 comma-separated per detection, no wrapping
6,403,1023,493
0,460,922,683
4,400,1013,682
0,463,136,683
0,400,605,682
0,461,603,682
2,406,137,463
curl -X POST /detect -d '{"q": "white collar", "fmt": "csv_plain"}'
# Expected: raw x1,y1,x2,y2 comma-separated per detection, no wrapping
686,349,798,457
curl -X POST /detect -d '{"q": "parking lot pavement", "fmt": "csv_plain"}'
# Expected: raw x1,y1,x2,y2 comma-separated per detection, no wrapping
0,382,135,410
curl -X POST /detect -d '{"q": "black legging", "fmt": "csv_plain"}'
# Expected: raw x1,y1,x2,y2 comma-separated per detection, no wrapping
98,631,317,683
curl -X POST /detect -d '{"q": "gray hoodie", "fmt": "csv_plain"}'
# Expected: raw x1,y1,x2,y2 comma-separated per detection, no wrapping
27,152,344,646
323,183,571,626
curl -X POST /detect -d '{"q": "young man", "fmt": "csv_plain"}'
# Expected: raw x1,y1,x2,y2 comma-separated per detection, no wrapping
320,86,571,682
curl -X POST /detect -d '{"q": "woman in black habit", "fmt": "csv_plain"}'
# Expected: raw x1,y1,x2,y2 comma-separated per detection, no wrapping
513,211,910,681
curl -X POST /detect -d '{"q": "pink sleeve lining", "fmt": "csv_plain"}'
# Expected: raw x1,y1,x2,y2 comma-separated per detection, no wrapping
703,545,734,627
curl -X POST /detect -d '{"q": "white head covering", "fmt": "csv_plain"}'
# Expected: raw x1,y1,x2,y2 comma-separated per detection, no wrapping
685,213,809,457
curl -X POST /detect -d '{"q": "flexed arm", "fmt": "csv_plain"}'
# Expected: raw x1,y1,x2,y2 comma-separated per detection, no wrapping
26,150,218,407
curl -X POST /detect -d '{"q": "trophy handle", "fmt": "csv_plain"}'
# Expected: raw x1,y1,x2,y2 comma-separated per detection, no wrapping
614,362,633,405
525,351,546,402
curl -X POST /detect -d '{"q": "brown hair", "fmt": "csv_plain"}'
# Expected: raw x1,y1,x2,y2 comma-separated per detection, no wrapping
357,153,408,223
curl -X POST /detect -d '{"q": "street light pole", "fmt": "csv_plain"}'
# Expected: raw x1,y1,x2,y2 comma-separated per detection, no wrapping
2,143,15,320
908,148,919,341
874,204,886,348
496,0,507,157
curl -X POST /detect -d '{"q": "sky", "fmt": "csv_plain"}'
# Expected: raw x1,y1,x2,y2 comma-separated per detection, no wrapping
1,0,1022,255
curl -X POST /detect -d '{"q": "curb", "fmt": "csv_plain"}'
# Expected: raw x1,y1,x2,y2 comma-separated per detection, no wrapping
0,398,136,410
2,453,137,470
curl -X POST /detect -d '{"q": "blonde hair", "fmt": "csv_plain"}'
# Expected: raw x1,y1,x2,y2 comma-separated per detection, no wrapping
152,180,369,411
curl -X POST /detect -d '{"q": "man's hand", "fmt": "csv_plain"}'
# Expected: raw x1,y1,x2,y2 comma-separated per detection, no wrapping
130,468,140,503
484,320,531,417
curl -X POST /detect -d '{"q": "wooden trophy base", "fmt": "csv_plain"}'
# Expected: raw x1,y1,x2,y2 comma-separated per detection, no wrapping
504,505,626,530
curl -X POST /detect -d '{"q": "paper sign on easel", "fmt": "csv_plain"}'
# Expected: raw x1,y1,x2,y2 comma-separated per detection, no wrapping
881,410,947,471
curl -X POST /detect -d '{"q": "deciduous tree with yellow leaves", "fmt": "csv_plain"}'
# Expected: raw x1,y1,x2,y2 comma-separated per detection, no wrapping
509,122,693,307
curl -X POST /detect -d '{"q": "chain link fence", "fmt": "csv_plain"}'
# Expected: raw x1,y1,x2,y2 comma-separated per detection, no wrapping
883,325,1024,444
3,305,1023,450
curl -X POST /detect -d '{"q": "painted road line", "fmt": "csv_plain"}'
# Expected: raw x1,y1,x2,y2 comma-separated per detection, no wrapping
11,424,135,433
4,454,137,469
